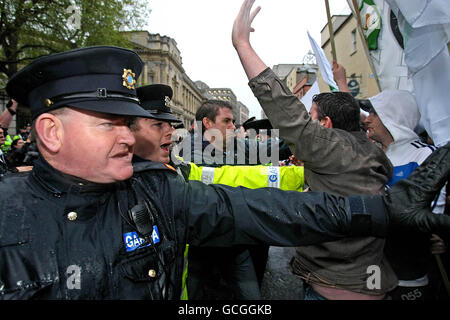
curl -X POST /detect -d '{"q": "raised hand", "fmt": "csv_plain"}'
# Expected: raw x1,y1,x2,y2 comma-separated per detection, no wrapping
232,0,267,80
232,0,261,49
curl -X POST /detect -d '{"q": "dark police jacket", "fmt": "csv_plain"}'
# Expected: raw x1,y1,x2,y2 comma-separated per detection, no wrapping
0,156,381,299
179,132,289,166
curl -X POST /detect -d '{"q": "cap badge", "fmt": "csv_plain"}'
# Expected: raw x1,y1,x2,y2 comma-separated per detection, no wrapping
164,96,171,107
45,98,54,107
122,69,136,90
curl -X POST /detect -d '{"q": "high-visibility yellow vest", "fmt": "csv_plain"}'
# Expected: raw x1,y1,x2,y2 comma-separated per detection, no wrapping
1,135,13,153
179,162,304,300
188,163,304,192
1,134,22,154
180,244,189,300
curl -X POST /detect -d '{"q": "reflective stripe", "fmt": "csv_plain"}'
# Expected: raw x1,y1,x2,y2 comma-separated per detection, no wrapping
180,244,189,300
267,166,280,188
201,167,215,185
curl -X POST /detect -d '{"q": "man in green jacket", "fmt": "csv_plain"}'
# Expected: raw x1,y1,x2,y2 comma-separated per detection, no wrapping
232,0,398,299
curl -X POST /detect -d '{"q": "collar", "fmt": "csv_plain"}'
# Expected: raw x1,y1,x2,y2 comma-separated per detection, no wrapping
31,156,117,195
132,154,147,163
132,156,177,173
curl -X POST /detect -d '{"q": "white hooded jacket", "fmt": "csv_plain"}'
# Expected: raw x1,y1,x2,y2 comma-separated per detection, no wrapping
370,90,446,286
369,90,436,187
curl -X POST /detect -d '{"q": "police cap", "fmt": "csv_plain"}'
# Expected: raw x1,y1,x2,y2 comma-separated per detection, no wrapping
136,84,181,123
6,46,150,119
242,117,273,133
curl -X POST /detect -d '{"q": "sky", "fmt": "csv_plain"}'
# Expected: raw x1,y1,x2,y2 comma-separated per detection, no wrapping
145,0,351,119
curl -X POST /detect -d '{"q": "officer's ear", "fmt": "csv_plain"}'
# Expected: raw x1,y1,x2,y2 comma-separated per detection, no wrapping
34,112,64,153
202,117,213,130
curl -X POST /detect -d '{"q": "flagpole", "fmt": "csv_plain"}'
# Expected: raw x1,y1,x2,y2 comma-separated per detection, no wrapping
324,0,337,62
435,255,450,298
351,0,382,92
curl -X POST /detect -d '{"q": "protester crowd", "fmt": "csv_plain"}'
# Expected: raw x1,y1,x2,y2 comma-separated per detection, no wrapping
0,0,449,301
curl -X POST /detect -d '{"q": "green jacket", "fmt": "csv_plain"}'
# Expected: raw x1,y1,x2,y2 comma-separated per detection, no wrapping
248,67,397,295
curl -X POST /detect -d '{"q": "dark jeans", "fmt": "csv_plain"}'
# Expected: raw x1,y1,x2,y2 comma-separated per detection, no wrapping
248,245,269,287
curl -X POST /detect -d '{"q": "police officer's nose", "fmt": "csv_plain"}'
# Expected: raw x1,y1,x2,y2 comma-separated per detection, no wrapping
118,126,136,147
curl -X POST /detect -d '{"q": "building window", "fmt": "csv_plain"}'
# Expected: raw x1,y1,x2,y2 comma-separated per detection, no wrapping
351,29,357,54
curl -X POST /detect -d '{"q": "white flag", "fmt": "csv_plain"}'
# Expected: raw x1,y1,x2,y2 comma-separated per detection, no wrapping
307,31,338,91
347,0,449,146
346,0,413,92
300,80,320,112
386,0,450,146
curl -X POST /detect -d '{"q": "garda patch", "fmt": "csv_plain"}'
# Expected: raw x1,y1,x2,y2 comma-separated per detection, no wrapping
123,225,160,252
267,166,280,189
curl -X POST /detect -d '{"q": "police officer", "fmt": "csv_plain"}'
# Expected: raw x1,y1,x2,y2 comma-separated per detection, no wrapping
241,117,292,162
1,45,450,300
131,84,304,300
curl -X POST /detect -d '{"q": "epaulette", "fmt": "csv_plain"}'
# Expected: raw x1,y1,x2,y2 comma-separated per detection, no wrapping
133,161,178,174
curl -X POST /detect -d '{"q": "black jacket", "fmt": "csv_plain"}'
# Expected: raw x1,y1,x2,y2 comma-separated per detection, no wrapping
0,157,385,299
5,142,39,168
0,153,7,176
179,132,289,166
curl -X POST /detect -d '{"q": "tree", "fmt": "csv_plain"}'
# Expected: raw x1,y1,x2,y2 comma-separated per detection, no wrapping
0,0,151,85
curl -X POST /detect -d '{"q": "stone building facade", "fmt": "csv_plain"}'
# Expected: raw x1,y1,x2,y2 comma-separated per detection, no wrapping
261,62,318,120
195,81,249,126
320,15,380,98
236,101,249,127
128,31,250,128
272,63,318,99
127,31,205,129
